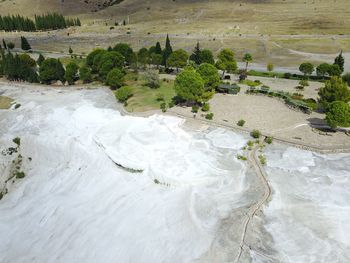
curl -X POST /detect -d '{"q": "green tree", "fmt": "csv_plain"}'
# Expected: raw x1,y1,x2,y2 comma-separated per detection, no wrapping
325,101,350,128
327,64,342,77
79,65,92,83
115,86,133,102
199,49,215,65
162,34,173,66
318,77,350,109
189,42,201,65
215,48,237,77
151,53,162,69
137,48,150,68
316,63,331,79
7,42,15,50
174,68,205,103
167,49,188,72
267,62,274,72
106,68,125,89
334,51,344,73
86,49,105,66
197,63,220,90
299,62,314,77
113,43,134,64
342,73,350,86
37,53,45,66
155,42,162,54
64,62,79,85
20,36,31,51
243,53,253,71
39,58,65,84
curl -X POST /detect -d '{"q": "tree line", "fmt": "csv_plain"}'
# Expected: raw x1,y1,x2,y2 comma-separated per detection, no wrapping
0,13,81,32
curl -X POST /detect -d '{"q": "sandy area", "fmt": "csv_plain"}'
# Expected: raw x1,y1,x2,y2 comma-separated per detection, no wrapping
170,93,350,150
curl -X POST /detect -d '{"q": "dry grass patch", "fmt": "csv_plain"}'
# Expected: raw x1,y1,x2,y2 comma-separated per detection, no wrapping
0,96,14,109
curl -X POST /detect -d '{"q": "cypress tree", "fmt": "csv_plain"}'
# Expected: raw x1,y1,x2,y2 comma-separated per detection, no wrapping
334,51,345,73
162,34,173,66
189,42,201,65
21,36,31,51
37,54,45,66
155,42,162,54
2,39,7,50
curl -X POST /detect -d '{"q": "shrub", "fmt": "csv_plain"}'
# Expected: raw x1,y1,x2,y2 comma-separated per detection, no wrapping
284,72,292,79
258,155,266,165
156,93,165,101
168,101,175,108
237,119,245,127
115,86,133,102
250,129,261,139
201,103,210,112
299,79,309,88
160,102,167,112
106,68,125,89
264,136,273,144
144,70,160,89
15,171,25,179
12,137,21,146
205,113,214,120
237,155,247,161
14,104,21,109
191,105,199,113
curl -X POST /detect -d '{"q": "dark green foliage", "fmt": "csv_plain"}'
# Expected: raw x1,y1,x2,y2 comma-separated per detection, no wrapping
334,51,344,73
205,112,214,120
162,34,173,66
216,49,237,75
237,119,245,127
251,130,261,139
137,48,150,67
64,62,79,85
155,42,162,54
115,86,132,102
299,62,314,76
86,49,105,66
15,171,25,179
13,137,21,146
0,13,80,32
199,49,215,65
316,63,331,78
20,36,31,51
79,65,92,83
160,102,167,112
37,54,45,66
191,105,199,113
318,77,350,108
7,42,15,50
167,49,188,71
201,103,210,112
69,47,73,55
327,64,342,77
325,101,350,128
113,43,134,64
264,136,273,144
243,53,253,70
197,63,221,90
342,73,350,86
1,52,38,82
174,68,205,103
189,42,201,65
39,58,65,84
106,68,125,88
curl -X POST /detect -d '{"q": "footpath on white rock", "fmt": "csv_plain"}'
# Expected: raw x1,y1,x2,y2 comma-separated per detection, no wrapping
0,84,349,263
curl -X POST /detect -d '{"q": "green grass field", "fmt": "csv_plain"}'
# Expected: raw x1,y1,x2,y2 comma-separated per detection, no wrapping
124,72,175,112
0,96,14,109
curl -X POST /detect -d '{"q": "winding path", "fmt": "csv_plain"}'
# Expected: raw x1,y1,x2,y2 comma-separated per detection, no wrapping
234,145,272,263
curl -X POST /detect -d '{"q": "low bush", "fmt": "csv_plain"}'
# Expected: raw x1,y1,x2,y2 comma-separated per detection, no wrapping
160,102,167,112
201,103,210,112
13,137,21,146
15,171,25,179
115,86,133,102
250,129,261,139
237,155,247,161
264,136,273,144
168,101,175,108
237,119,245,127
205,113,214,120
191,105,199,113
14,104,21,109
258,155,266,165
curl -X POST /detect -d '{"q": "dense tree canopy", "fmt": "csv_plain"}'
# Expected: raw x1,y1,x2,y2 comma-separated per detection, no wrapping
39,58,65,84
174,68,205,103
197,63,221,90
113,43,134,64
106,68,125,89
79,65,92,83
167,49,188,71
318,77,350,108
215,48,237,75
299,62,314,76
64,62,79,85
325,101,350,128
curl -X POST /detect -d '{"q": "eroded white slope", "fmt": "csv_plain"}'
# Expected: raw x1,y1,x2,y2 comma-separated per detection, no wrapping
0,86,250,263
262,146,350,263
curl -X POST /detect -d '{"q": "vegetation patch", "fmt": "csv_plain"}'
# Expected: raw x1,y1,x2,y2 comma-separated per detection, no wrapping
0,96,14,109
